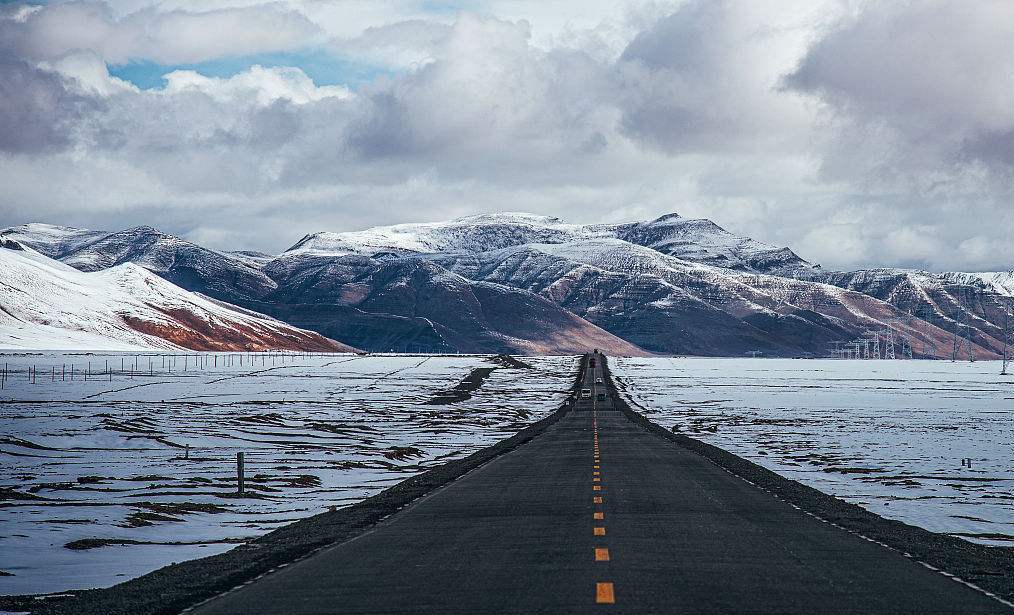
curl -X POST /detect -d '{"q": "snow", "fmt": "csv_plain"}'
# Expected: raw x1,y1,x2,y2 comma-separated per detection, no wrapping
612,357,1014,547
0,223,107,259
0,244,317,351
281,212,809,274
942,271,1014,296
0,352,577,594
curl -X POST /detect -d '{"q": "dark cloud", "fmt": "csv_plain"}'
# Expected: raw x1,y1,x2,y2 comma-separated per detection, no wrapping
0,52,98,153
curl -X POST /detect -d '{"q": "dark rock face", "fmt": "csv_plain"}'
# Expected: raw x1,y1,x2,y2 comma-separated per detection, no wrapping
258,254,648,355
6,214,1009,357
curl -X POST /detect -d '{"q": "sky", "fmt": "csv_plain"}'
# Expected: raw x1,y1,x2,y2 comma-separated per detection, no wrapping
1,0,1013,272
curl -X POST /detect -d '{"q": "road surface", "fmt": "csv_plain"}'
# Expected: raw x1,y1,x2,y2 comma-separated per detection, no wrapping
190,354,1008,614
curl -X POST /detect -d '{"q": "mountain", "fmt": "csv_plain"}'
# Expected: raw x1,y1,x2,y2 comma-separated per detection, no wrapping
0,239,352,352
4,213,1008,358
257,252,648,355
432,239,971,357
288,212,815,276
1,223,277,304
814,268,1011,358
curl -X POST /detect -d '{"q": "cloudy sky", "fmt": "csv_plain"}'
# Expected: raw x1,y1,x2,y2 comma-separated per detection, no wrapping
2,0,1013,271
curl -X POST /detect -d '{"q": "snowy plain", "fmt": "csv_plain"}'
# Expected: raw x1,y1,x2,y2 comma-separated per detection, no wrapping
612,357,1014,547
0,352,577,595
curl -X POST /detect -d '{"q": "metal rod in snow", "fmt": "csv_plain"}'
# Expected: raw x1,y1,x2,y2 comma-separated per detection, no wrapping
237,452,245,494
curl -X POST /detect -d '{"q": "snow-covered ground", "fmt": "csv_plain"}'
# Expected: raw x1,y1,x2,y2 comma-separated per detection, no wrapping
612,357,1014,547
0,352,576,595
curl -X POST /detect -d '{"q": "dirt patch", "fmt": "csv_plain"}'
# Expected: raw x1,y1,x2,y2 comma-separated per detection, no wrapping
65,538,247,551
425,367,497,405
488,354,532,369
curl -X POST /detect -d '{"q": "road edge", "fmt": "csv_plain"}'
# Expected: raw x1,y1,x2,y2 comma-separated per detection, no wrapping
599,354,1014,607
5,355,588,615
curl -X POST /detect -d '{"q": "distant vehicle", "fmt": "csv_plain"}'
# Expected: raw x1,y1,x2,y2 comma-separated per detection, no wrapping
596,392,606,402
595,378,603,384
581,389,592,398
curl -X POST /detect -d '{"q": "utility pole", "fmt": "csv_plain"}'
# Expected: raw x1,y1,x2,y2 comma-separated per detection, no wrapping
1002,303,1010,376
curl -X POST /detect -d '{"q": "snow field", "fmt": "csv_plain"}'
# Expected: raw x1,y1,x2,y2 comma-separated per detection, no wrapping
0,352,577,594
613,357,1014,547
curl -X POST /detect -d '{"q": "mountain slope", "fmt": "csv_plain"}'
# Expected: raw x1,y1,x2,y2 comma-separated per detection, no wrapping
0,240,352,352
434,240,969,357
287,212,814,275
2,223,277,304
259,252,649,355
815,268,1010,358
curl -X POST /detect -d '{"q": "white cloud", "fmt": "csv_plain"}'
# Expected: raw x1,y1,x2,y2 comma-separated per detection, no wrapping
162,65,350,105
1,1,324,64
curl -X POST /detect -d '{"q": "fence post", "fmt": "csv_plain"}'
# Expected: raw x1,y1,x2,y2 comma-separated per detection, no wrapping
237,452,245,494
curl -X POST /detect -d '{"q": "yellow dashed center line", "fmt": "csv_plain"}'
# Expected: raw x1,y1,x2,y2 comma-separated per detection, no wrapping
596,582,615,604
588,370,615,605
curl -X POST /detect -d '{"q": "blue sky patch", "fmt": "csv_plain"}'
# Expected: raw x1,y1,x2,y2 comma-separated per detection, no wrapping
109,48,394,90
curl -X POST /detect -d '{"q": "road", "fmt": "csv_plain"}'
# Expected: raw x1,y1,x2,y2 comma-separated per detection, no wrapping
190,354,1008,614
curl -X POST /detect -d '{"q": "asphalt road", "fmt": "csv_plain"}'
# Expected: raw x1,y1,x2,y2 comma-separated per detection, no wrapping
190,355,1009,614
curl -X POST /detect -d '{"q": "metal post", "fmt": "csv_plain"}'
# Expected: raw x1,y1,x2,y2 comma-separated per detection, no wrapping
237,452,245,494
1002,307,1009,376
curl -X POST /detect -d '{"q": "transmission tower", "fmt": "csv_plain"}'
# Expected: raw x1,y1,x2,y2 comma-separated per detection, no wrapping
863,331,881,359
882,329,896,360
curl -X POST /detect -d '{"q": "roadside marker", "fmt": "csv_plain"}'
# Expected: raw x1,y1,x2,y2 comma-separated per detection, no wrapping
596,582,615,604
595,548,610,561
593,527,606,536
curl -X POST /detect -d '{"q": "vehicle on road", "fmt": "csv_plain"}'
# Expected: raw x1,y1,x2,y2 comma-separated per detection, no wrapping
595,378,603,384
581,389,591,398
596,392,606,402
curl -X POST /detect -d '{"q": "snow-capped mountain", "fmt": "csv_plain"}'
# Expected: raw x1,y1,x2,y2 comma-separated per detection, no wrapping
0,240,351,352
4,213,1008,357
940,271,1014,297
286,212,815,276
1,223,277,303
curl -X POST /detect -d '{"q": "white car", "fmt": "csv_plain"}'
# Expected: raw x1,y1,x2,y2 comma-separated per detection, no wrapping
580,389,592,398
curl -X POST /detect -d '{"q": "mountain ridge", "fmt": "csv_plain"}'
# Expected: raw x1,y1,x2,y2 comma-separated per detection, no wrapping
3,214,1009,357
